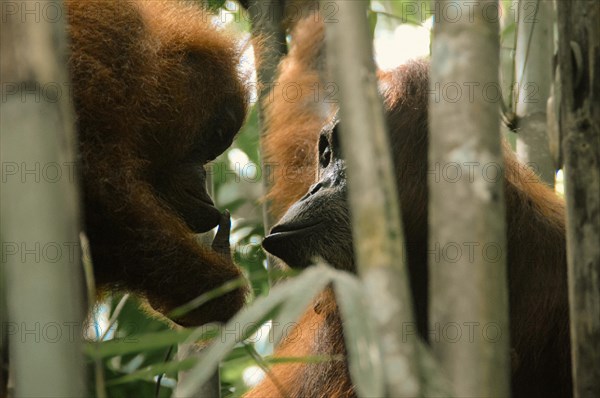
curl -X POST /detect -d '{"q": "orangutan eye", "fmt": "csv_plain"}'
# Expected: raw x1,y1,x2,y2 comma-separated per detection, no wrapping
319,135,331,169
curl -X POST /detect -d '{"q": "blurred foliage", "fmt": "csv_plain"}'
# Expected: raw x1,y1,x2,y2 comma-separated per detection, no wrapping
86,296,176,397
371,0,427,27
175,265,386,398
207,0,228,10
85,1,520,397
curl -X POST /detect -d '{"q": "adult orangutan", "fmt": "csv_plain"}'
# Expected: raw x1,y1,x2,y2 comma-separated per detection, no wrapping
250,13,571,398
67,0,248,326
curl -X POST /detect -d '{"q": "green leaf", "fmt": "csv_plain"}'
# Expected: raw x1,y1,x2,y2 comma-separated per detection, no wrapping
501,22,516,39
207,0,227,10
174,264,333,396
265,355,341,364
107,357,198,386
85,328,214,359
368,10,378,37
168,277,246,320
223,345,252,363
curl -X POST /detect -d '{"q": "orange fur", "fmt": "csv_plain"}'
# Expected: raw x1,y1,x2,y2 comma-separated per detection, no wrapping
66,0,248,326
250,15,570,398
262,15,333,220
245,290,352,398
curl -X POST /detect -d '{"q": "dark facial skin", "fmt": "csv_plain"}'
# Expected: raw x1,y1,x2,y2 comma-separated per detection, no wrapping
263,122,355,271
154,163,220,233
151,141,234,235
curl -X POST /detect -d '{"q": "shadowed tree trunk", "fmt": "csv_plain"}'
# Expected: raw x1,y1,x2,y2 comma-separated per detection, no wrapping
557,1,600,397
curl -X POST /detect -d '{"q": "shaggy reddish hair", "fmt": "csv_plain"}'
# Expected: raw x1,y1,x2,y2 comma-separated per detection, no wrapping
67,0,248,326
248,14,571,398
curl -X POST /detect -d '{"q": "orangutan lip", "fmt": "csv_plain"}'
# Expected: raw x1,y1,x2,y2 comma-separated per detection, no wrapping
263,221,322,255
199,199,216,207
197,196,219,211
267,221,322,237
262,222,322,265
184,188,215,208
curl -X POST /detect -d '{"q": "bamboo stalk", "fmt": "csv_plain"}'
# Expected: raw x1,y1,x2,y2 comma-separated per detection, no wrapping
325,2,420,396
0,1,87,395
429,1,511,396
514,0,556,186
